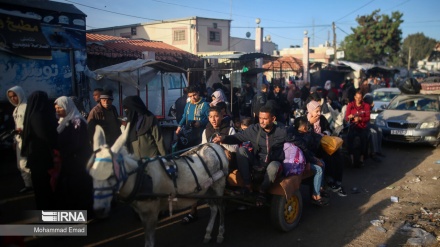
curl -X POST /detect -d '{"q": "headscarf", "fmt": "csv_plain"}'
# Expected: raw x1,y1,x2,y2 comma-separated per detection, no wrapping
307,100,322,134
7,85,27,106
210,90,226,107
122,96,155,149
21,91,57,157
54,96,85,133
324,80,332,91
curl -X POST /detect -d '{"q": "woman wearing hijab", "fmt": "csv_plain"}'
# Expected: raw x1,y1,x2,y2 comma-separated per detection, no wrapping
54,96,93,210
210,90,226,107
306,100,347,197
122,96,167,159
7,86,32,193
21,91,58,210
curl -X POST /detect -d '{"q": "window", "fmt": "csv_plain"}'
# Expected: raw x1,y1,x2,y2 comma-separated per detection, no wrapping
209,31,220,42
208,28,222,46
173,30,186,42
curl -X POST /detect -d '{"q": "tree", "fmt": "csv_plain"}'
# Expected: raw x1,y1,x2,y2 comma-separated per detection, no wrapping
341,9,403,64
401,33,437,69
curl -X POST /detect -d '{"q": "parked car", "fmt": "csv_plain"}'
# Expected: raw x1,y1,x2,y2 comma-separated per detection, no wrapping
370,88,401,123
375,93,440,147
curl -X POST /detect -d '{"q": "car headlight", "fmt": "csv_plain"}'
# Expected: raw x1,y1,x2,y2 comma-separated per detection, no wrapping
375,118,386,127
420,121,439,129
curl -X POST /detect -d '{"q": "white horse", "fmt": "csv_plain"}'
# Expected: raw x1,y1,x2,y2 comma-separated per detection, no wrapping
87,124,229,247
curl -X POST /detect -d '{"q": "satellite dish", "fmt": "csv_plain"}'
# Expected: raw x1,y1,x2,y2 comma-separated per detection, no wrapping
246,32,251,38
265,35,271,42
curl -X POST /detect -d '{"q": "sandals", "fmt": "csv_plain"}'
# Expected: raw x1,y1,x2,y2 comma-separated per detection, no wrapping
181,213,198,225
255,192,267,207
311,198,329,207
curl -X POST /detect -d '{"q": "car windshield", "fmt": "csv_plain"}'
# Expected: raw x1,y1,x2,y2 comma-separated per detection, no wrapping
387,95,439,112
373,91,400,102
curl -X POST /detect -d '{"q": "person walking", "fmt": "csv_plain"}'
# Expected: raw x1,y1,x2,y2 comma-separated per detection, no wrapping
7,86,32,193
21,91,58,210
87,90,121,146
175,86,209,150
173,87,188,124
54,96,93,211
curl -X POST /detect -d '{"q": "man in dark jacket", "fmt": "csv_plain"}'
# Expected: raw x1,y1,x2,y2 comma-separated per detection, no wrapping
87,90,121,146
212,105,286,206
251,84,268,124
268,84,290,125
172,87,188,123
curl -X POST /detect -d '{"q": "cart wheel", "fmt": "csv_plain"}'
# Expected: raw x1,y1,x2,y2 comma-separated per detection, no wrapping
270,189,303,232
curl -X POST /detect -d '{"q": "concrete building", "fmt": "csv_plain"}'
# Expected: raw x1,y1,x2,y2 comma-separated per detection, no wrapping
88,17,230,55
87,16,278,56
279,44,333,64
417,43,440,72
229,37,278,54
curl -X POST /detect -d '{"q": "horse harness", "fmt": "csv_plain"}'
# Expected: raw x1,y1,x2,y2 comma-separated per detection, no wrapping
92,144,226,205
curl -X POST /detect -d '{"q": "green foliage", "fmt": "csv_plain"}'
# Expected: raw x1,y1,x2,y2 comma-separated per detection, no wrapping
341,9,403,64
401,33,437,69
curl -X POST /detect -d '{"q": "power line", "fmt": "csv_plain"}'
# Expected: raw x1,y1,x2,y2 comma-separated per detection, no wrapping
383,0,411,12
314,0,376,38
336,26,350,36
232,25,330,29
64,0,162,22
152,0,304,24
335,0,376,22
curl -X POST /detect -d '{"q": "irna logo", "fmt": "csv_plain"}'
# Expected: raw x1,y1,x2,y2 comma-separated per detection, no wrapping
41,210,87,223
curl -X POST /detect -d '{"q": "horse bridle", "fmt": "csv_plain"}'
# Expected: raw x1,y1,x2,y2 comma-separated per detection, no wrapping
91,147,138,200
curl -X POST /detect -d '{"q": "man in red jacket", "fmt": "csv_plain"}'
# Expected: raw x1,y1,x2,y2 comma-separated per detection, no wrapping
345,90,370,166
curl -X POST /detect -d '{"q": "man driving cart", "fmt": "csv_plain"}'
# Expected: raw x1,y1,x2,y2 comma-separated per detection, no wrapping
212,105,286,207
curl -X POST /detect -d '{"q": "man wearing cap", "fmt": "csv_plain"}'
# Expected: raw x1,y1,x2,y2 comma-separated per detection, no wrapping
87,90,121,146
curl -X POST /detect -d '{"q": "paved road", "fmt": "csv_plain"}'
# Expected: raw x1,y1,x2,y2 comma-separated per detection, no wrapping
1,142,439,247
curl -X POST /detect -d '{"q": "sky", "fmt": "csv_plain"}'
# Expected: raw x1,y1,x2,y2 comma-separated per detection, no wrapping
59,0,440,50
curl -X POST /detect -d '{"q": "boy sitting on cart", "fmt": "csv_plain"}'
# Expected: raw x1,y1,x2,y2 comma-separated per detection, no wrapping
286,117,329,206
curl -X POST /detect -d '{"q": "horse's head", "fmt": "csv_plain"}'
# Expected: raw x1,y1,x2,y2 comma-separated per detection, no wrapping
87,123,132,219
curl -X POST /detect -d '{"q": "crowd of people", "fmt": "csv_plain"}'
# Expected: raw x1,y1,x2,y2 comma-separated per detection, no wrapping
5,75,389,219
5,86,167,213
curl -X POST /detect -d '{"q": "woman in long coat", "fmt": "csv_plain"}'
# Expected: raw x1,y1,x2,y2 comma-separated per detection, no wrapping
54,96,93,211
21,91,58,210
122,95,167,159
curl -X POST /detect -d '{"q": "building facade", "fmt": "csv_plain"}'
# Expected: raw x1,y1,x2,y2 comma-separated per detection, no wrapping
417,43,440,72
88,17,232,55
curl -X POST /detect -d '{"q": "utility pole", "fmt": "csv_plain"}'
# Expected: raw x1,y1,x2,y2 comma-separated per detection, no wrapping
303,30,310,84
255,18,263,89
408,47,412,71
332,22,337,62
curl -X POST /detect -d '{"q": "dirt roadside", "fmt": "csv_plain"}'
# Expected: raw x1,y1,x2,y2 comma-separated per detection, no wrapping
338,144,440,247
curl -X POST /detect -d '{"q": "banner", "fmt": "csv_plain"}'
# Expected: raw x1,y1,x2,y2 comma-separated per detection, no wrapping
0,13,51,59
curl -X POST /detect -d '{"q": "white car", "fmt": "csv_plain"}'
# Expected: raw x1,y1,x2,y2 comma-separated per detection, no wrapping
370,88,401,122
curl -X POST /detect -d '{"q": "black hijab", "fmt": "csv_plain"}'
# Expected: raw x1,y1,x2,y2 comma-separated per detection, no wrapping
21,91,57,157
122,96,155,147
